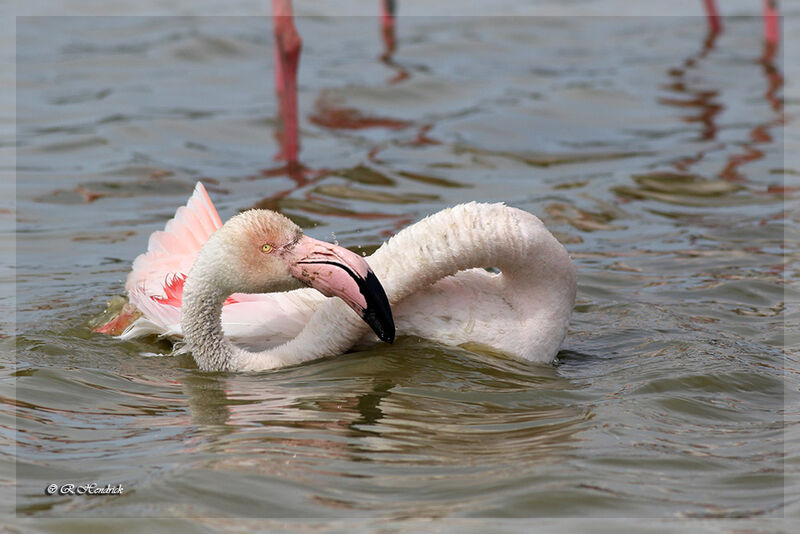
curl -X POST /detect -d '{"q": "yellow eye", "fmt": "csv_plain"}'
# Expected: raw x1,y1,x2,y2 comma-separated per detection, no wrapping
261,243,274,253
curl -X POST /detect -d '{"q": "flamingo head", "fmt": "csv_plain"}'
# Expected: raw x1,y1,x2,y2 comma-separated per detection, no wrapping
209,209,395,344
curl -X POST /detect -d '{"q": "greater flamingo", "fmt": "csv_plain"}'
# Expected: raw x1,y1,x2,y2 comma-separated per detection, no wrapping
117,183,576,371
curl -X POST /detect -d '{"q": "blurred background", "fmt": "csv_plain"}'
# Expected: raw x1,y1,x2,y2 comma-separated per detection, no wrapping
3,0,799,528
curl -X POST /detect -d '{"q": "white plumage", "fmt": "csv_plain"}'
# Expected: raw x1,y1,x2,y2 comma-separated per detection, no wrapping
121,183,576,370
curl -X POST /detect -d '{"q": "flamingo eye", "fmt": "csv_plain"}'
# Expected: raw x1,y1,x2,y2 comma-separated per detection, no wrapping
261,243,274,253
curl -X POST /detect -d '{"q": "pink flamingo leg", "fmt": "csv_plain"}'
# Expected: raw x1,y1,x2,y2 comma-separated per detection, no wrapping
272,0,302,164
763,0,779,48
702,0,723,34
380,0,397,61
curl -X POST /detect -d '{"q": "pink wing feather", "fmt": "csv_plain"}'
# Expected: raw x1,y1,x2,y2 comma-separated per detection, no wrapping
123,182,224,338
120,182,320,345
126,182,222,297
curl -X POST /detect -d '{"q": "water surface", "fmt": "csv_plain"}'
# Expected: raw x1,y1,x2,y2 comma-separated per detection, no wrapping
6,5,799,529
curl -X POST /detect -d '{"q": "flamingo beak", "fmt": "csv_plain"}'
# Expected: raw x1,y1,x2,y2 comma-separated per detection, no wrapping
286,235,395,344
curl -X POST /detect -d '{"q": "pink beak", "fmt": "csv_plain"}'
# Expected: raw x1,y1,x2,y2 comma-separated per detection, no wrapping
285,235,395,344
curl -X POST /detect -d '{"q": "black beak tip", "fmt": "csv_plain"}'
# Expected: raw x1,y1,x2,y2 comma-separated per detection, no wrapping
358,271,395,345
362,309,395,344
372,318,395,344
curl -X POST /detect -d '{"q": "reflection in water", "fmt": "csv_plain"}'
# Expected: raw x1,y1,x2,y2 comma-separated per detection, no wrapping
167,346,589,516
309,94,411,131
658,15,783,188
702,0,781,48
268,1,407,165
348,378,394,435
13,12,794,520
181,373,233,428
379,0,411,84
719,41,783,183
659,26,721,147
262,3,418,229
250,165,417,234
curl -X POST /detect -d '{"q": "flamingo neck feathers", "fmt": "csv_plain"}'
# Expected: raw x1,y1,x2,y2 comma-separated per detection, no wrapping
179,231,240,371
180,272,235,371
181,232,366,372
181,202,575,372
370,202,575,303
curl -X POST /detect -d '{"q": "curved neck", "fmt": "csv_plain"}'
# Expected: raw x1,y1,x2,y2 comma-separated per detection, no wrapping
181,255,365,372
180,279,236,371
368,202,576,309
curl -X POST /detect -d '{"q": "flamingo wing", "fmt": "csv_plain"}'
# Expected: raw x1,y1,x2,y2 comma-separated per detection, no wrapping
120,182,321,345
122,182,222,338
126,182,222,297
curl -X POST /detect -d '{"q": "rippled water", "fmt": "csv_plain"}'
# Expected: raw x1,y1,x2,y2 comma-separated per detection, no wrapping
6,3,800,529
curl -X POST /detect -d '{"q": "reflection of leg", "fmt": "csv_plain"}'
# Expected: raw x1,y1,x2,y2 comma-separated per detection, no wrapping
763,0,779,48
272,0,302,163
381,0,397,61
702,0,723,35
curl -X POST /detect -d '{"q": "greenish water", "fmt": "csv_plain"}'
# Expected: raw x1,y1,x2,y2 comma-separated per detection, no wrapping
5,4,800,531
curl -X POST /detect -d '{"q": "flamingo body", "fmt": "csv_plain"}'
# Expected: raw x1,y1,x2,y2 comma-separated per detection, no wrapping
121,183,576,369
